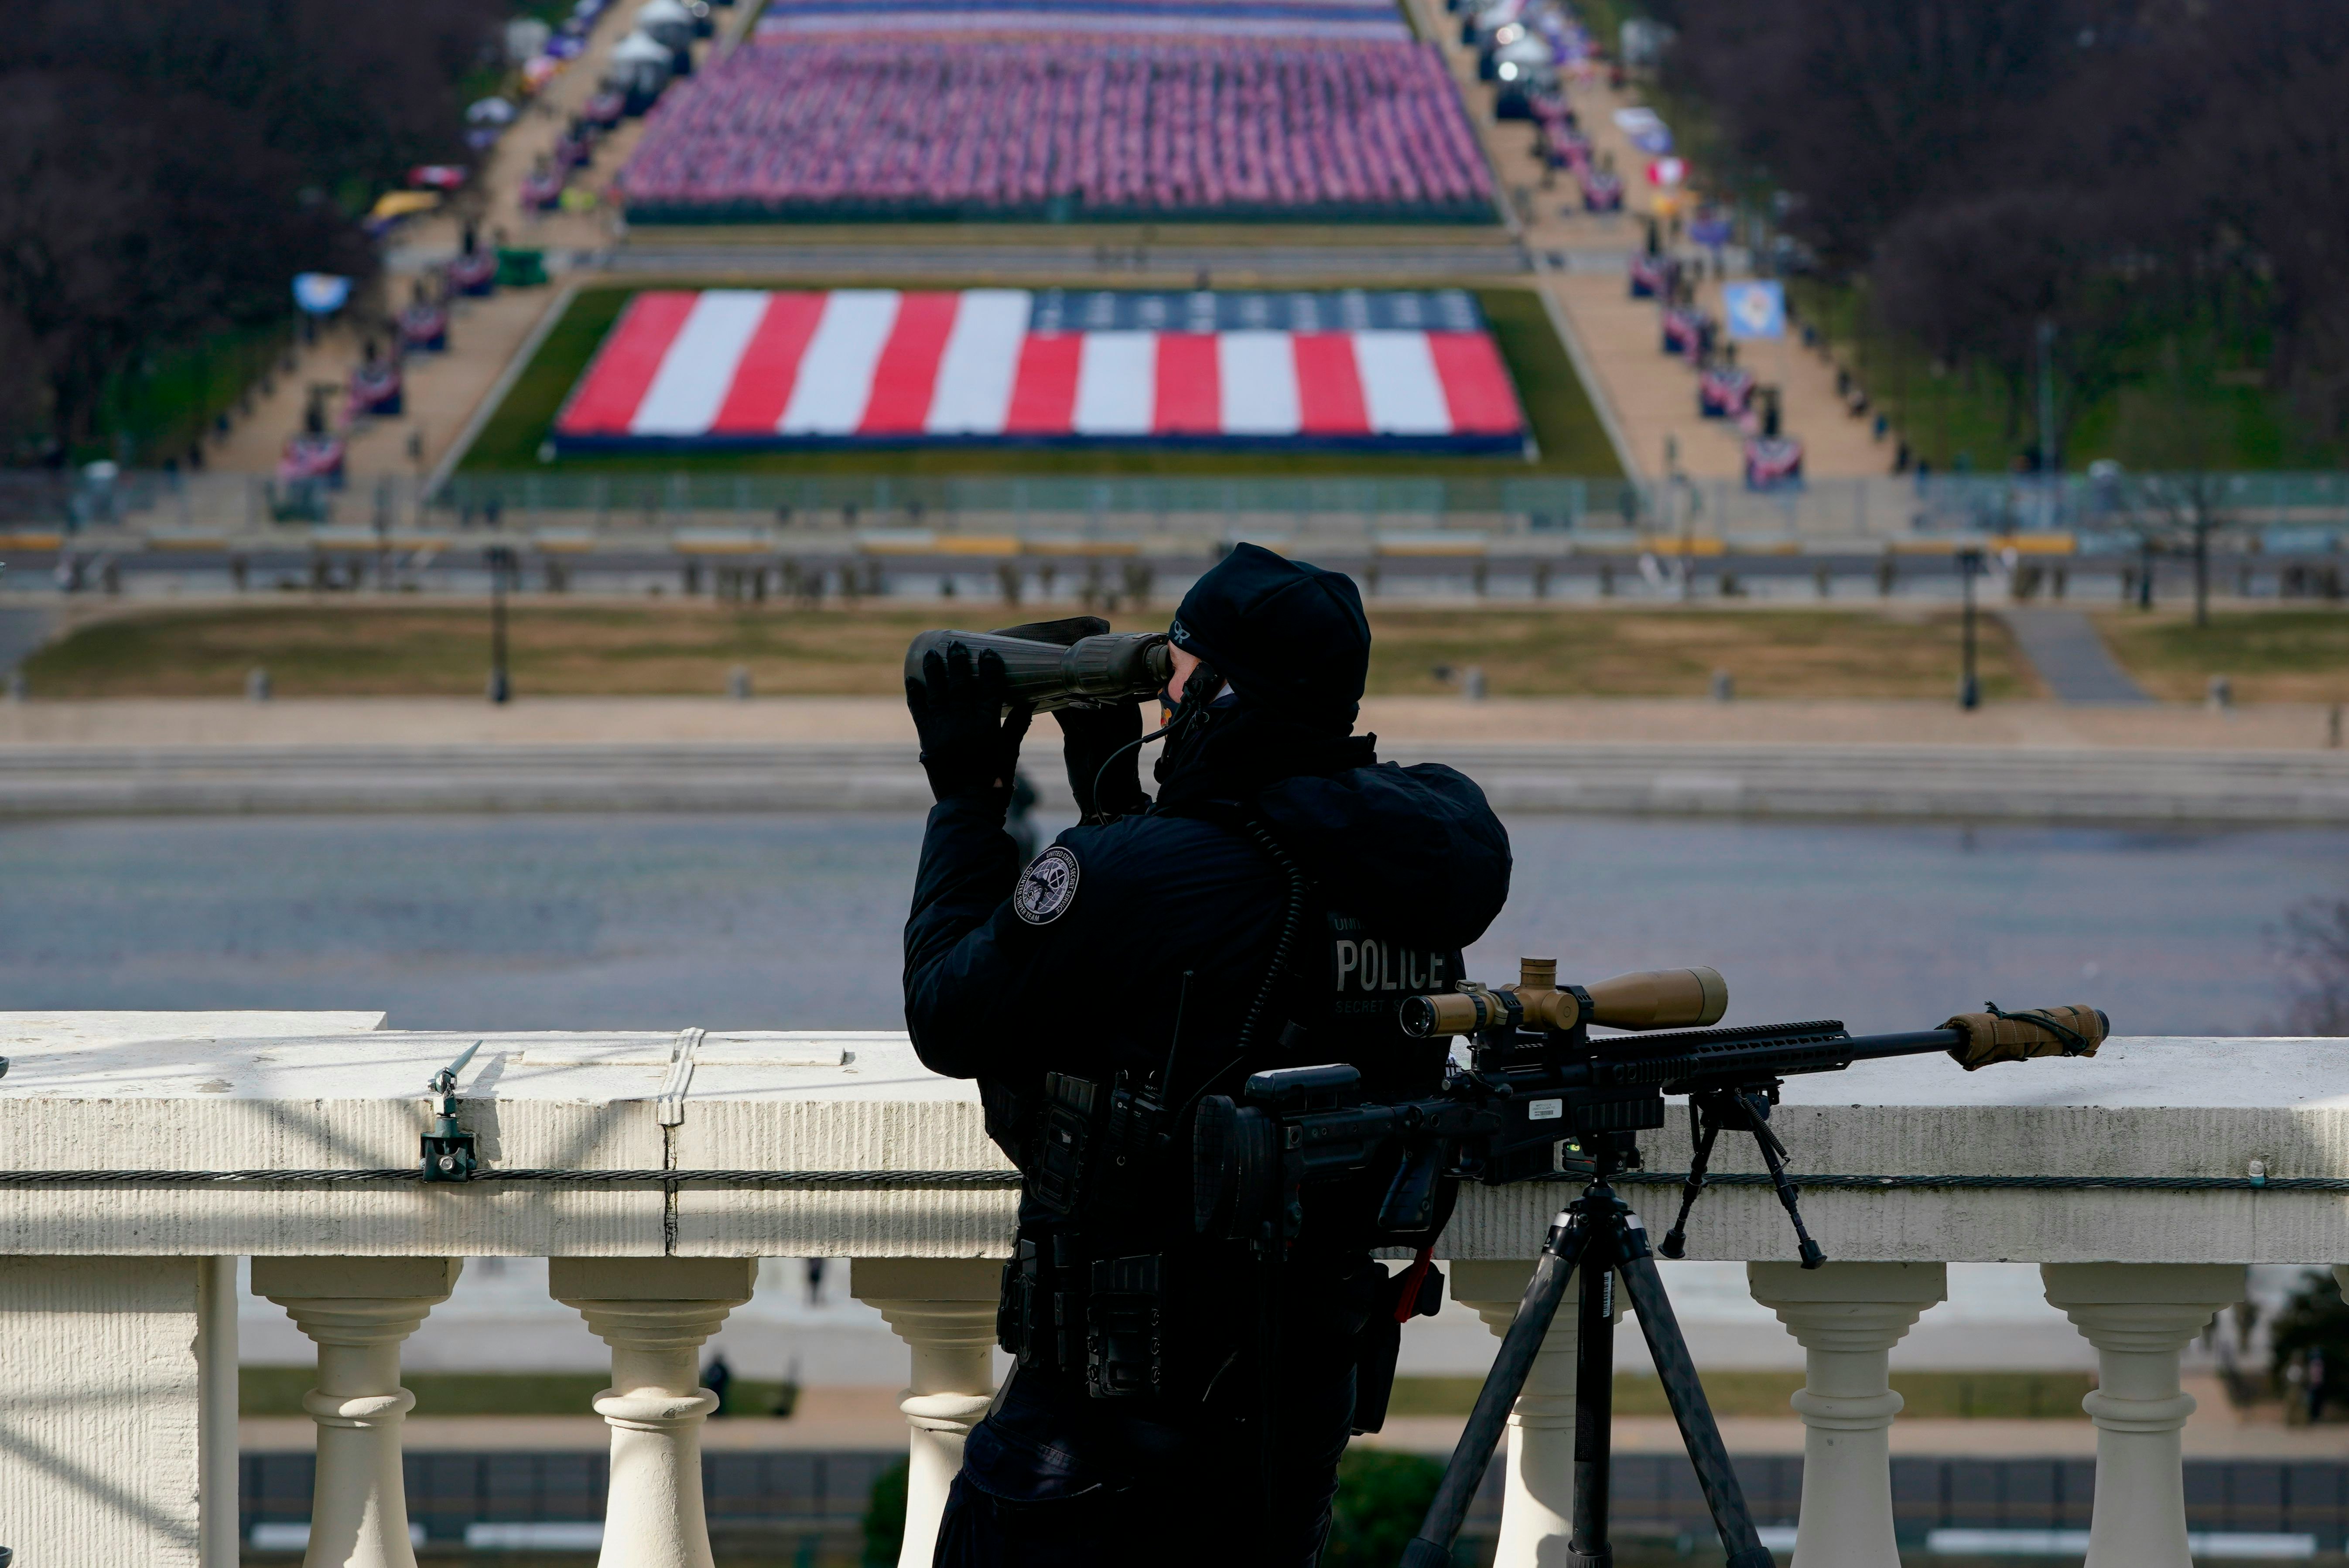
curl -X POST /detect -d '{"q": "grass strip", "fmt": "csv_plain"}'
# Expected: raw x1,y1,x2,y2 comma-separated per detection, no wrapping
21,604,2034,701
239,1366,2096,1420
1386,1370,2099,1421
2093,608,2349,704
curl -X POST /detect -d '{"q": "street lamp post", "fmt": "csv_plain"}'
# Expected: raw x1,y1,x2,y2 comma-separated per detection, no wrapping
1958,547,1982,711
2036,318,2058,531
486,546,515,705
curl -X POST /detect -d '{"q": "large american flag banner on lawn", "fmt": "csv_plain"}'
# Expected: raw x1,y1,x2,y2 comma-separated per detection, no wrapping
552,288,1527,453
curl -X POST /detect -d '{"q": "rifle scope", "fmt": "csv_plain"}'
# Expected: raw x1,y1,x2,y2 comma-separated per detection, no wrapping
1400,960,1731,1038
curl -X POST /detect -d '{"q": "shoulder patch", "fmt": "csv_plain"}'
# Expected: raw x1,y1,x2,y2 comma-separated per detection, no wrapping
1012,845,1081,926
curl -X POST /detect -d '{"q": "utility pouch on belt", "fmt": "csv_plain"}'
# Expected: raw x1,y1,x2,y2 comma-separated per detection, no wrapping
1104,1078,1166,1183
1030,1073,1101,1216
1086,1253,1168,1400
998,1229,1088,1372
997,1237,1039,1363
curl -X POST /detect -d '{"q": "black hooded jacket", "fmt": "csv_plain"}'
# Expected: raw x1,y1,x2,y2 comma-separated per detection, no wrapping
903,718,1513,1209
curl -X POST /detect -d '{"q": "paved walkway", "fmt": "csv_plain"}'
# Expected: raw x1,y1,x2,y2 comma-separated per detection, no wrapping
0,694,2328,750
2002,610,2153,705
0,608,52,674
1406,0,1891,481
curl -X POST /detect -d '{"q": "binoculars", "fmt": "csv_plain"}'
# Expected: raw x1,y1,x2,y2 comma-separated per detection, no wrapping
904,617,1172,712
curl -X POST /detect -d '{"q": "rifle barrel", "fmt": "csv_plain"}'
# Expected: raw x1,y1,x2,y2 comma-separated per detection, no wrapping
1622,1026,1965,1093
1837,1028,1968,1063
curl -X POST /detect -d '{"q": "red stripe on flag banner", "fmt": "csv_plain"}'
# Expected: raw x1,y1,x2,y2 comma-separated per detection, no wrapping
557,292,700,434
1292,333,1371,436
859,293,963,435
1152,333,1220,435
709,293,827,434
1425,331,1523,434
1003,333,1084,434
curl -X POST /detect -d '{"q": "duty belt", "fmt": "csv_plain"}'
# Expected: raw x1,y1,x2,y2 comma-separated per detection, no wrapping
998,1224,1170,1401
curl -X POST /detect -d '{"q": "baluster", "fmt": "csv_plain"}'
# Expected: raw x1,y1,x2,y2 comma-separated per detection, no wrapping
255,1257,461,1568
1450,1259,1617,1567
198,1256,241,1568
550,1257,756,1568
1748,1261,1945,1568
849,1259,1002,1568
2041,1263,2246,1568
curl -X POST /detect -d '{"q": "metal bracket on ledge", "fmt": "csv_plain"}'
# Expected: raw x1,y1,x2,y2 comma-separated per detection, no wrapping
421,1041,482,1182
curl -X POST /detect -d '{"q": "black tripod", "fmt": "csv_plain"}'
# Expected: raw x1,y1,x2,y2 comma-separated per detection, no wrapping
1402,1119,1807,1568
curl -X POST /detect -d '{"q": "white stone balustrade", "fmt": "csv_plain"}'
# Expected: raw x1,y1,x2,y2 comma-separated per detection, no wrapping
550,1257,756,1568
253,1256,460,1568
2042,1263,2245,1568
0,1012,2327,1567
849,1258,1003,1568
1748,1261,1944,1568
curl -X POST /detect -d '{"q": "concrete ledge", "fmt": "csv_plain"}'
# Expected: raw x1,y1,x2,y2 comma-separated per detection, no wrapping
1,741,2346,824
0,1015,2342,1266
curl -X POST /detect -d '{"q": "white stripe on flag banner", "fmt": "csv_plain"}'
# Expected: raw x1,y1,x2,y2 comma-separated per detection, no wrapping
926,290,1033,435
1352,330,1451,434
781,290,902,434
1073,331,1157,436
1218,331,1300,435
629,290,769,435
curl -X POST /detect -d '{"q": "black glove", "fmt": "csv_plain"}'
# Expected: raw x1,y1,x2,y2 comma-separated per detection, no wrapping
1058,700,1149,822
906,642,1032,806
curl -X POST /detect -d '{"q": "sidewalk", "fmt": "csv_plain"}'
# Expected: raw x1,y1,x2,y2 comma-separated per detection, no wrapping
1405,0,1890,481
0,695,2336,751
2003,610,2154,705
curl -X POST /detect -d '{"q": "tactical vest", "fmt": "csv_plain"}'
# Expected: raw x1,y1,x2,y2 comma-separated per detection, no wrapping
990,818,1456,1405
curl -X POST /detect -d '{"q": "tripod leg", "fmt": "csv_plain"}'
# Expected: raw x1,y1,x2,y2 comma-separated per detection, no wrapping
1614,1223,1773,1568
1567,1237,1616,1567
1401,1212,1591,1568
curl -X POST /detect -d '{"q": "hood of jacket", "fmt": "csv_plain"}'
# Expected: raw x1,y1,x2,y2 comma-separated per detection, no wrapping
1255,759,1512,952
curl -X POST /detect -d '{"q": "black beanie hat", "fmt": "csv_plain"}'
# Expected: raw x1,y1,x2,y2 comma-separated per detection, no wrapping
1169,542,1371,729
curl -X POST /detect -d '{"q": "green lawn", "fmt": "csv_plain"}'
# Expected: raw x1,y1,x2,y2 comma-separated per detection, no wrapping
1786,277,2342,474
1390,1370,2096,1420
457,284,1623,478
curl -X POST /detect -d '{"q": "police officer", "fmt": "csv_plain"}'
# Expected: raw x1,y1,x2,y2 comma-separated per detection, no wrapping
903,544,1512,1567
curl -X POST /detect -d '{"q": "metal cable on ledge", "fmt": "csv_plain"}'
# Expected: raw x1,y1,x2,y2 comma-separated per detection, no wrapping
1607,1172,2335,1192
0,1169,1025,1188
0,1168,2323,1191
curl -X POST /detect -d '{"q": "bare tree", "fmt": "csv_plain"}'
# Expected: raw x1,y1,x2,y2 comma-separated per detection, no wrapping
2270,898,2349,1036
1660,0,2349,467
0,0,503,457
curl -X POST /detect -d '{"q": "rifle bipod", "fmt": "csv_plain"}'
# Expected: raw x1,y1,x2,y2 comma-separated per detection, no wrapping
1659,1081,1826,1271
1400,1136,1783,1568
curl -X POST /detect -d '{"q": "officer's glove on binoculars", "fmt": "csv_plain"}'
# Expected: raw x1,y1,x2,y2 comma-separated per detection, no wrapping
1057,700,1149,823
906,642,1033,808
